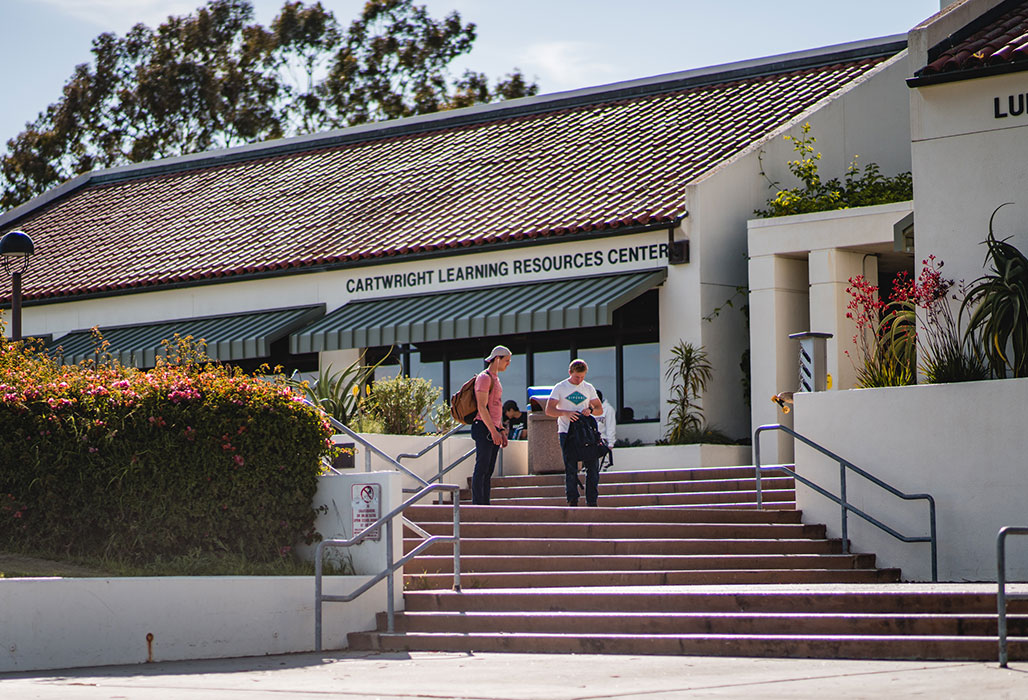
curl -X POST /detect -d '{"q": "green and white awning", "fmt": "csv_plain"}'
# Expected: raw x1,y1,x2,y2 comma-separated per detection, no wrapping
52,305,325,367
290,269,666,352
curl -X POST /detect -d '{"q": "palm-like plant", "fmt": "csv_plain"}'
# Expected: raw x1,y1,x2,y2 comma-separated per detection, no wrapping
663,342,714,444
961,204,1028,378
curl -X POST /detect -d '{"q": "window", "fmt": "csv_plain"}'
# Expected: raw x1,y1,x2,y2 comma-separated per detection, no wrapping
622,343,660,422
359,289,661,423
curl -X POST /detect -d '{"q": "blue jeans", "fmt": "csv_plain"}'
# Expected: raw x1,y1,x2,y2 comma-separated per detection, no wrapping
471,420,500,505
559,433,599,506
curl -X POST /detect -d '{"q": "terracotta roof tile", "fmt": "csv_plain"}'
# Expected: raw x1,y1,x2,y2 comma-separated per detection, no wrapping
918,0,1028,77
3,46,897,302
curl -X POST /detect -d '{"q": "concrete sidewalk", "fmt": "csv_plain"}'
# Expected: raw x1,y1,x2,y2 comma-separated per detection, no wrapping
2,650,1028,699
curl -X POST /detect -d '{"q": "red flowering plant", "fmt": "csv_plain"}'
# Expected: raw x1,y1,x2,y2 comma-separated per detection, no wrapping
845,273,916,388
898,256,987,384
845,256,987,388
0,331,333,566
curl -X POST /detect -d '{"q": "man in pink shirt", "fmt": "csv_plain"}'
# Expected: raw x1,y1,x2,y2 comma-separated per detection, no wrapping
471,345,511,505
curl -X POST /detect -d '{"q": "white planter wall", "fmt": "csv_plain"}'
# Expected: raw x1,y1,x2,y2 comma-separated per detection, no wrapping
610,444,751,471
0,471,408,673
0,575,386,673
793,378,1028,581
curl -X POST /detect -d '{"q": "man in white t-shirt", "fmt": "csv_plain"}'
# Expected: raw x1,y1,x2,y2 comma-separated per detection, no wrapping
545,358,603,506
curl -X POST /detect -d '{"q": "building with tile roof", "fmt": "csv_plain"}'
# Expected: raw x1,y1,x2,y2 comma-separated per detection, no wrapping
0,34,914,443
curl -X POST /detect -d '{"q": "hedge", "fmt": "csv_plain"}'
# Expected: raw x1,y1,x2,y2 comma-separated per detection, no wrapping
0,336,333,563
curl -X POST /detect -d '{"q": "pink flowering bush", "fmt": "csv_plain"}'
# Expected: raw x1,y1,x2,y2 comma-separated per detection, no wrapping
0,334,332,563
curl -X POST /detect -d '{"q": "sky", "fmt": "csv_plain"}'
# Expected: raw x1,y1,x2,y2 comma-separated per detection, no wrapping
0,0,943,151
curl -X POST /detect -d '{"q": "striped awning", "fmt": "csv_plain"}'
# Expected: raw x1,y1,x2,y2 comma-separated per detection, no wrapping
290,269,666,353
52,304,325,367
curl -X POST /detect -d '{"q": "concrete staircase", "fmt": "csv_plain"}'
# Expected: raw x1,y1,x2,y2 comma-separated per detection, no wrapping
347,467,1028,660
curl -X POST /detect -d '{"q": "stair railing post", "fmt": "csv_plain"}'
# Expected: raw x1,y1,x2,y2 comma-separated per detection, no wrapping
386,519,395,633
437,443,444,504
315,541,324,652
753,428,764,510
839,461,849,554
452,498,462,592
365,445,372,472
998,527,1009,667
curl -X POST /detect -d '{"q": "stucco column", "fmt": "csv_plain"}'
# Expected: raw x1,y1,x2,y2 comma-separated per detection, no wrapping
748,253,809,463
808,249,877,391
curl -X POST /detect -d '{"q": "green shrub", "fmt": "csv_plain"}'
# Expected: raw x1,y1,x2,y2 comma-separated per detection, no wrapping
756,123,912,218
365,375,441,435
0,335,332,563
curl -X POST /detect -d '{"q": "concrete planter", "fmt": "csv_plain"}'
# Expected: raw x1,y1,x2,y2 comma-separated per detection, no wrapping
610,443,751,471
793,377,1028,582
0,575,388,673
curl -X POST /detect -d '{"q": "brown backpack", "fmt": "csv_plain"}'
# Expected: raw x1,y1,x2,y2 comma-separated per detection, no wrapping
450,372,493,425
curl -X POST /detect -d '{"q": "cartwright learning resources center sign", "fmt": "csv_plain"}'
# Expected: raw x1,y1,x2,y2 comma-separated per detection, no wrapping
345,241,671,294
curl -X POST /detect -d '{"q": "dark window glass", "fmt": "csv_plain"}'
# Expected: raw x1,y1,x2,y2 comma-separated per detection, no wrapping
578,346,616,408
450,357,483,391
532,349,570,397
622,343,660,422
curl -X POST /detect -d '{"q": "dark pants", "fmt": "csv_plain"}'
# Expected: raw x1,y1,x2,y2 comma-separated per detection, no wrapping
471,420,500,505
559,433,599,506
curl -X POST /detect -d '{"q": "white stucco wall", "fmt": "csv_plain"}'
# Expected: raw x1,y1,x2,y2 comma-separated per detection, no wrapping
911,71,1028,291
747,202,911,459
0,575,385,673
14,230,672,342
0,470,408,673
684,49,914,441
792,378,1028,582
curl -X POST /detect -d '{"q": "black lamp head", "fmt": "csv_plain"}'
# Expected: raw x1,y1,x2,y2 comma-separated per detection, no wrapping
0,230,34,274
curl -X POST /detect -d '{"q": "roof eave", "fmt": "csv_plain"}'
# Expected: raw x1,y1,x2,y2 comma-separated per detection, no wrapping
907,57,1028,87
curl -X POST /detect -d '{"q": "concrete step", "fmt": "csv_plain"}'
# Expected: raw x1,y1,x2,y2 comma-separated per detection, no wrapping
402,568,901,588
409,521,828,540
407,553,878,573
404,537,844,556
404,504,804,524
347,630,1028,661
480,489,796,508
403,589,1028,614
485,466,777,487
381,610,1028,637
486,477,795,499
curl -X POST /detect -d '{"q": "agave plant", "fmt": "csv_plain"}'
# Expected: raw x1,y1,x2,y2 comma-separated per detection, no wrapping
961,204,1028,378
286,351,389,425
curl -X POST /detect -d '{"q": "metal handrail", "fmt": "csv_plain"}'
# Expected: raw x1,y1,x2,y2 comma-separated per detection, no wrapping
997,526,1028,667
309,402,430,487
314,481,461,652
754,423,938,582
396,424,478,498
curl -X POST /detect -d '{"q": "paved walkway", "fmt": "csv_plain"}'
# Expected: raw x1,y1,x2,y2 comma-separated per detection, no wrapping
2,650,1028,699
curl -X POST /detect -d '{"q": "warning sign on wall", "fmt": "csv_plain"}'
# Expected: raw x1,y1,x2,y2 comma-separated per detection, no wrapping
351,483,381,542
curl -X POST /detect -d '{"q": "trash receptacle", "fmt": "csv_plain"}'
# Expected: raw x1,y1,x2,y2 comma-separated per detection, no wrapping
528,412,563,474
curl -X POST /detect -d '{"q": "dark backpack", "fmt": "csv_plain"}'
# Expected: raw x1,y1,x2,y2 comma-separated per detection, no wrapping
450,373,493,425
564,414,608,464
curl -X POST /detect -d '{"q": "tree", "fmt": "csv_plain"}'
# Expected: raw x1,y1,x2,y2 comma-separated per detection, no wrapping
1,0,537,211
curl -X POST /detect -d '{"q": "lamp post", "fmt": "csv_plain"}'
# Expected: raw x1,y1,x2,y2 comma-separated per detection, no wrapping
0,230,35,341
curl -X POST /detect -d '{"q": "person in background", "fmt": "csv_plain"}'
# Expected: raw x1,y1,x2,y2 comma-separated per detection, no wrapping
596,390,616,465
502,399,528,440
472,346,511,505
545,358,603,507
